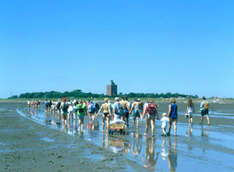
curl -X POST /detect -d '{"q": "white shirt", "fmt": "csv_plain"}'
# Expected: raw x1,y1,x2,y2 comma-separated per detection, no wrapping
160,116,169,128
68,105,73,113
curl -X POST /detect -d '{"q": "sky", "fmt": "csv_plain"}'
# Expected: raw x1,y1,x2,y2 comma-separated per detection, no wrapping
1,0,234,98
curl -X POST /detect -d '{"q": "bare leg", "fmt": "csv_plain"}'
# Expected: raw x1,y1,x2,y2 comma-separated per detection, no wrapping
207,116,210,125
151,118,155,136
102,115,105,129
74,113,77,129
162,128,167,135
168,118,172,135
107,116,110,129
145,117,149,135
136,117,139,128
173,121,177,135
201,116,204,124
190,117,193,124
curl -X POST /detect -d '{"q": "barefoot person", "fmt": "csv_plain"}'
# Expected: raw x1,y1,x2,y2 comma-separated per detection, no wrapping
160,113,169,136
61,97,69,127
121,97,130,126
88,100,96,121
144,99,159,136
200,96,210,125
130,99,141,128
168,98,178,136
113,97,123,120
98,98,111,129
186,98,194,124
75,100,87,132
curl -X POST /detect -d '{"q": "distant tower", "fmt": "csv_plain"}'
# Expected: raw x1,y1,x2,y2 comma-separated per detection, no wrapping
106,80,118,97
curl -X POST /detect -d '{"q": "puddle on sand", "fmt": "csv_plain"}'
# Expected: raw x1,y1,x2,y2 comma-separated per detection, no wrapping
0,142,7,146
40,137,55,143
0,108,5,112
17,106,234,172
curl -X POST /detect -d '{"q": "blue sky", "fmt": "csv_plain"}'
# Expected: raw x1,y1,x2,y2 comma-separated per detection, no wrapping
1,0,234,98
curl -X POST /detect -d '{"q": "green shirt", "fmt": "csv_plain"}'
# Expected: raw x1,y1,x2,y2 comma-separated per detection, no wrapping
75,103,87,116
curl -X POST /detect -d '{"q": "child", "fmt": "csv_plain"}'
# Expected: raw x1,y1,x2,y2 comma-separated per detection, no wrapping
161,113,169,136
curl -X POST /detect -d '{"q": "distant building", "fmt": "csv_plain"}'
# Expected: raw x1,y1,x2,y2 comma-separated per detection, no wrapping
106,80,118,97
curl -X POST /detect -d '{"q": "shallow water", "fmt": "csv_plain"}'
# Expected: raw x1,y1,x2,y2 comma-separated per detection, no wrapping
14,103,234,172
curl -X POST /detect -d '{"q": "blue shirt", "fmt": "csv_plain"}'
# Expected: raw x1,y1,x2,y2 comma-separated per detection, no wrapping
170,103,178,119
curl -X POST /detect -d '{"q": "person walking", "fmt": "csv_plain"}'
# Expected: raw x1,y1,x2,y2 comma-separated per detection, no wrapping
113,97,123,120
200,97,210,125
168,98,178,136
186,98,194,124
98,98,111,129
121,97,130,126
75,100,87,132
144,99,159,136
130,99,141,128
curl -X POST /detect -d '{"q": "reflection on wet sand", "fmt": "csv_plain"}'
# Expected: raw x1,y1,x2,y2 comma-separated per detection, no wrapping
20,105,227,171
168,137,177,172
131,129,142,156
143,136,160,170
201,124,209,153
160,136,177,172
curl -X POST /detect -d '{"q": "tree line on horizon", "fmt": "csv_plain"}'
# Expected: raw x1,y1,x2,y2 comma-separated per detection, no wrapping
8,89,199,99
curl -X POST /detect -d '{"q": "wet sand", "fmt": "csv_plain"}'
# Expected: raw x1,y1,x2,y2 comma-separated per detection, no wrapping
1,102,234,172
0,103,146,172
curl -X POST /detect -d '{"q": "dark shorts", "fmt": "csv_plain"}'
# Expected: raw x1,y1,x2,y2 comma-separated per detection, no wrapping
103,113,109,118
78,115,85,122
169,117,177,122
123,109,129,118
89,112,95,116
133,110,140,119
201,109,209,116
62,113,68,120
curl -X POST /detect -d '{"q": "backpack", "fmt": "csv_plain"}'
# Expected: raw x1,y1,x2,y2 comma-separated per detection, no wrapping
56,102,61,109
146,103,157,115
88,104,96,113
62,103,68,112
115,103,123,115
204,102,209,110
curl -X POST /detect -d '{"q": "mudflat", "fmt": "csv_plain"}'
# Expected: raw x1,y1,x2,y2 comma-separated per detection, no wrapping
1,102,234,172
0,103,145,172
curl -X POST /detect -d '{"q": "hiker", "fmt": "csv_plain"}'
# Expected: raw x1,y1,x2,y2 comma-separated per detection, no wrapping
144,99,159,136
75,100,87,132
130,99,142,128
161,113,170,136
200,96,210,125
88,100,96,120
121,97,130,126
98,98,111,129
113,97,123,120
168,98,178,136
186,98,195,124
61,97,69,127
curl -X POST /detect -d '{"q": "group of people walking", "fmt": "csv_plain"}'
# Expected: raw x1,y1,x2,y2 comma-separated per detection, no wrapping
39,96,210,136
